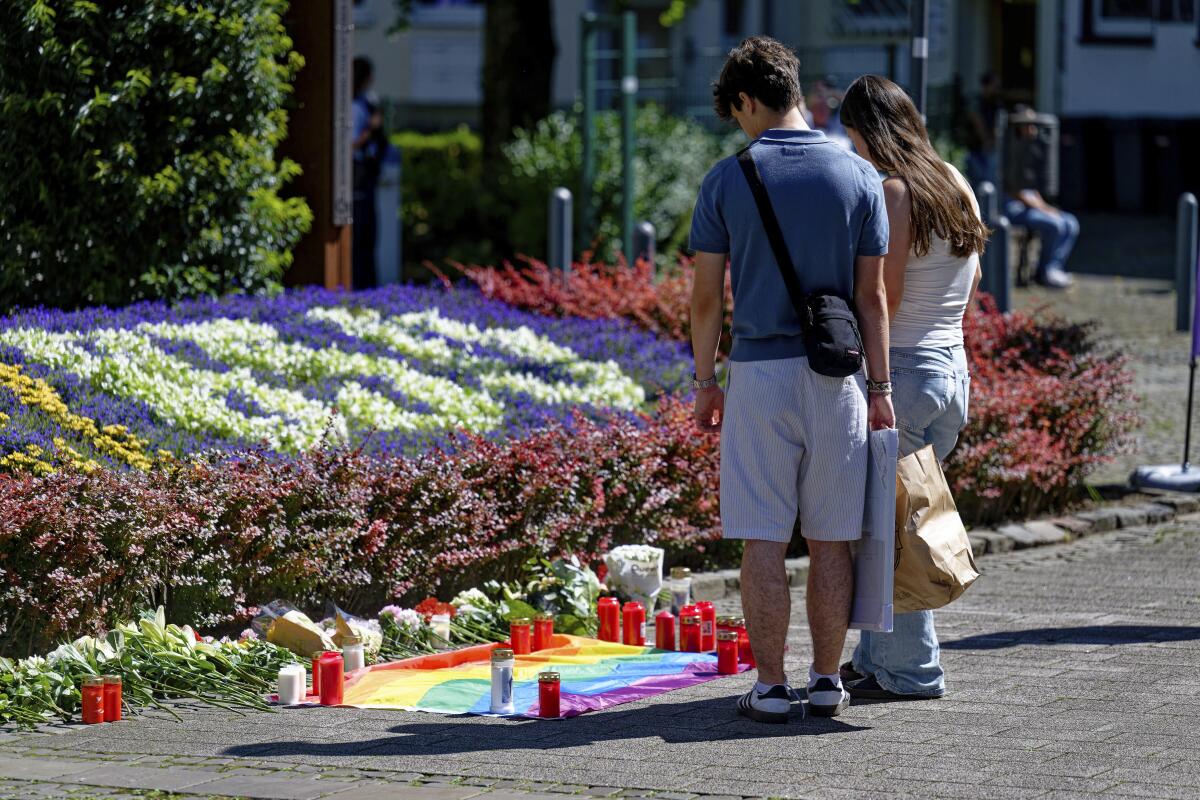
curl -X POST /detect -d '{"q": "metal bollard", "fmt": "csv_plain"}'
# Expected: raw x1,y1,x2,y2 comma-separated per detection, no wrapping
976,181,999,227
1177,192,1198,333
548,187,573,275
990,215,1013,313
632,221,656,271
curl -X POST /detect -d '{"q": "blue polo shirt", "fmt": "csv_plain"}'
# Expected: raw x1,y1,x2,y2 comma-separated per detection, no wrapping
689,128,889,362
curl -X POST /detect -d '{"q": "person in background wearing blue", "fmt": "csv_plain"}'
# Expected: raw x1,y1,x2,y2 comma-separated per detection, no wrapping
1003,106,1078,290
965,72,1001,189
838,74,988,701
352,57,387,290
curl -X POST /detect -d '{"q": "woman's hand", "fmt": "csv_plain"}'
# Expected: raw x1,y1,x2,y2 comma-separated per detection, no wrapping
868,393,896,431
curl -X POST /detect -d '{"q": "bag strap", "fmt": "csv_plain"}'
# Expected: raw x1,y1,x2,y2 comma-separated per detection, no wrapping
736,146,810,328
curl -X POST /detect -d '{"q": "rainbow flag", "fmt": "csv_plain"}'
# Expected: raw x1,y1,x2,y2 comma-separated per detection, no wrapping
328,635,746,718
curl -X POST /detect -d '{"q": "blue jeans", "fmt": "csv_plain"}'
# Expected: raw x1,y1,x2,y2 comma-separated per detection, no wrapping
852,345,970,697
1005,200,1079,277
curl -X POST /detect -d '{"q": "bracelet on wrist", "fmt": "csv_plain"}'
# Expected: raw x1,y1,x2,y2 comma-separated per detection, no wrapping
692,372,719,391
867,379,893,395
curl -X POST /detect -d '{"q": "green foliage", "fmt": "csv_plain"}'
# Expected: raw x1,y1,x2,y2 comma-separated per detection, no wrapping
391,127,491,268
932,133,968,176
0,0,313,310
499,104,740,262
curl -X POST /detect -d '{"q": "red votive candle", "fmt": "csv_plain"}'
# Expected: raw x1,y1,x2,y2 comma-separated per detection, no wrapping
733,616,755,667
622,601,645,646
510,618,533,655
538,671,561,718
697,601,716,651
81,677,105,724
716,616,733,635
717,631,739,675
101,675,122,722
680,614,702,653
318,651,344,706
311,654,322,695
597,597,620,642
655,610,676,651
533,613,554,651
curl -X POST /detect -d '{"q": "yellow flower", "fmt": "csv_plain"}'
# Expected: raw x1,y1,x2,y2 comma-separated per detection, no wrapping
0,362,154,471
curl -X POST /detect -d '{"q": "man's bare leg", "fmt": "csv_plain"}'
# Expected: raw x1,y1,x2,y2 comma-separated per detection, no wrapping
740,539,790,686
805,539,854,675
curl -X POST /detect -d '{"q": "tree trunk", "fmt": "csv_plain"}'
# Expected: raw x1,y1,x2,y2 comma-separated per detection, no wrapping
481,0,557,173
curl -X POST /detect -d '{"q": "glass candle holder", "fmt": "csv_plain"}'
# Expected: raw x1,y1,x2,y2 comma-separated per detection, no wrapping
622,601,645,646
533,613,554,651
717,631,739,675
538,670,561,718
680,614,702,653
81,677,104,724
318,651,344,706
655,610,676,651
669,566,692,615
101,675,122,722
342,635,365,673
697,601,717,651
732,617,755,667
597,597,620,642
510,618,532,655
490,648,515,714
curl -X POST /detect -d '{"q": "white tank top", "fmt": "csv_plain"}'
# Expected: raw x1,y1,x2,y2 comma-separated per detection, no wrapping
888,163,981,349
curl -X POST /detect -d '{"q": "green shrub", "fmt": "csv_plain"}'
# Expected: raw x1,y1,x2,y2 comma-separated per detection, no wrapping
0,0,312,310
500,104,740,262
391,126,491,270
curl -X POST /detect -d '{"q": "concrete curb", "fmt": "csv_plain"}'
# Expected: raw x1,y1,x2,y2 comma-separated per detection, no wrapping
688,490,1200,602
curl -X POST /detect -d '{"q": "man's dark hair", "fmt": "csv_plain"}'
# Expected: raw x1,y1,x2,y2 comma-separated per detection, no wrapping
353,57,374,97
712,36,802,121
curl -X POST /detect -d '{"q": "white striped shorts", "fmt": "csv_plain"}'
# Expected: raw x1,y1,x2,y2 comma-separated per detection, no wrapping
720,357,868,543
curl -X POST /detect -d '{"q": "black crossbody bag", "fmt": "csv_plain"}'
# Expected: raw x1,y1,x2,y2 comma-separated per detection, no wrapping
736,147,865,379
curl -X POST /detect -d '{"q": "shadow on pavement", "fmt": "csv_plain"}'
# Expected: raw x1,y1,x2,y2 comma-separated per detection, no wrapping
222,694,869,759
942,624,1200,650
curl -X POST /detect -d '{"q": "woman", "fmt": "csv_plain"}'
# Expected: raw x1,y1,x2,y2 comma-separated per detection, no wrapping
838,75,987,700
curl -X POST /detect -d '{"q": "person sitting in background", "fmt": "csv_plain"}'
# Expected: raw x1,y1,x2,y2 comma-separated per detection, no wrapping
1003,106,1078,290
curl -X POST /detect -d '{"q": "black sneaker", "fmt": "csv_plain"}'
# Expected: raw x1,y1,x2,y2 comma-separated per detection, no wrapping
846,675,944,701
839,660,863,683
807,677,851,717
736,684,793,724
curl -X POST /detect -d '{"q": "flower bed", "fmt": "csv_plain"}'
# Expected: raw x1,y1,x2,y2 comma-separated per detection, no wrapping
0,285,688,469
0,398,722,657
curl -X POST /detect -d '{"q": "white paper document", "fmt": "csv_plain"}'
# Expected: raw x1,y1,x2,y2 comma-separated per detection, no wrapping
849,428,899,633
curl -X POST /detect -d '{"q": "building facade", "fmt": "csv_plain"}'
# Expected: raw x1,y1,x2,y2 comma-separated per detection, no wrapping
356,0,1200,212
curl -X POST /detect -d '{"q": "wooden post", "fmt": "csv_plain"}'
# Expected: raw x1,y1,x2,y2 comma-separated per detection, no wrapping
282,0,353,290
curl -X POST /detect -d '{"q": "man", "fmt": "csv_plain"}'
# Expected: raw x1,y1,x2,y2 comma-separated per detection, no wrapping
352,57,387,290
965,71,1001,189
1004,106,1078,289
689,36,894,724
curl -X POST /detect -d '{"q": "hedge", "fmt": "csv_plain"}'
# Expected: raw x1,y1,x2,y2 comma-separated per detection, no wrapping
0,0,312,310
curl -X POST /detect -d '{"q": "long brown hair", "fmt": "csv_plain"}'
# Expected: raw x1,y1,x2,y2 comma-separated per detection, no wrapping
840,75,988,259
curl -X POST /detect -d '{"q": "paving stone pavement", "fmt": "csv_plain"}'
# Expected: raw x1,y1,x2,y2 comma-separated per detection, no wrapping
3,515,1200,800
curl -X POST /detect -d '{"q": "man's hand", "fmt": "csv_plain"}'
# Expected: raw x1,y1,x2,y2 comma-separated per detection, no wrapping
694,386,725,432
868,393,895,431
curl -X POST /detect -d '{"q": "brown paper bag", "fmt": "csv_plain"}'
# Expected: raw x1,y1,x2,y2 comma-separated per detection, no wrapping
893,445,980,613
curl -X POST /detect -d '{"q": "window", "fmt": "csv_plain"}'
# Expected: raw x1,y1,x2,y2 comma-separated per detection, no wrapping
1084,0,1195,42
353,0,375,29
834,0,909,36
410,0,484,27
1081,0,1154,43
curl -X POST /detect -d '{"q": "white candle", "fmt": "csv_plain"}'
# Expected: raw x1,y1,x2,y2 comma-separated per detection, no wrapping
277,664,306,706
431,613,452,647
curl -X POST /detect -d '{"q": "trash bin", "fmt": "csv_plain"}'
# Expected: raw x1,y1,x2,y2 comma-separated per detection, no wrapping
376,145,402,285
